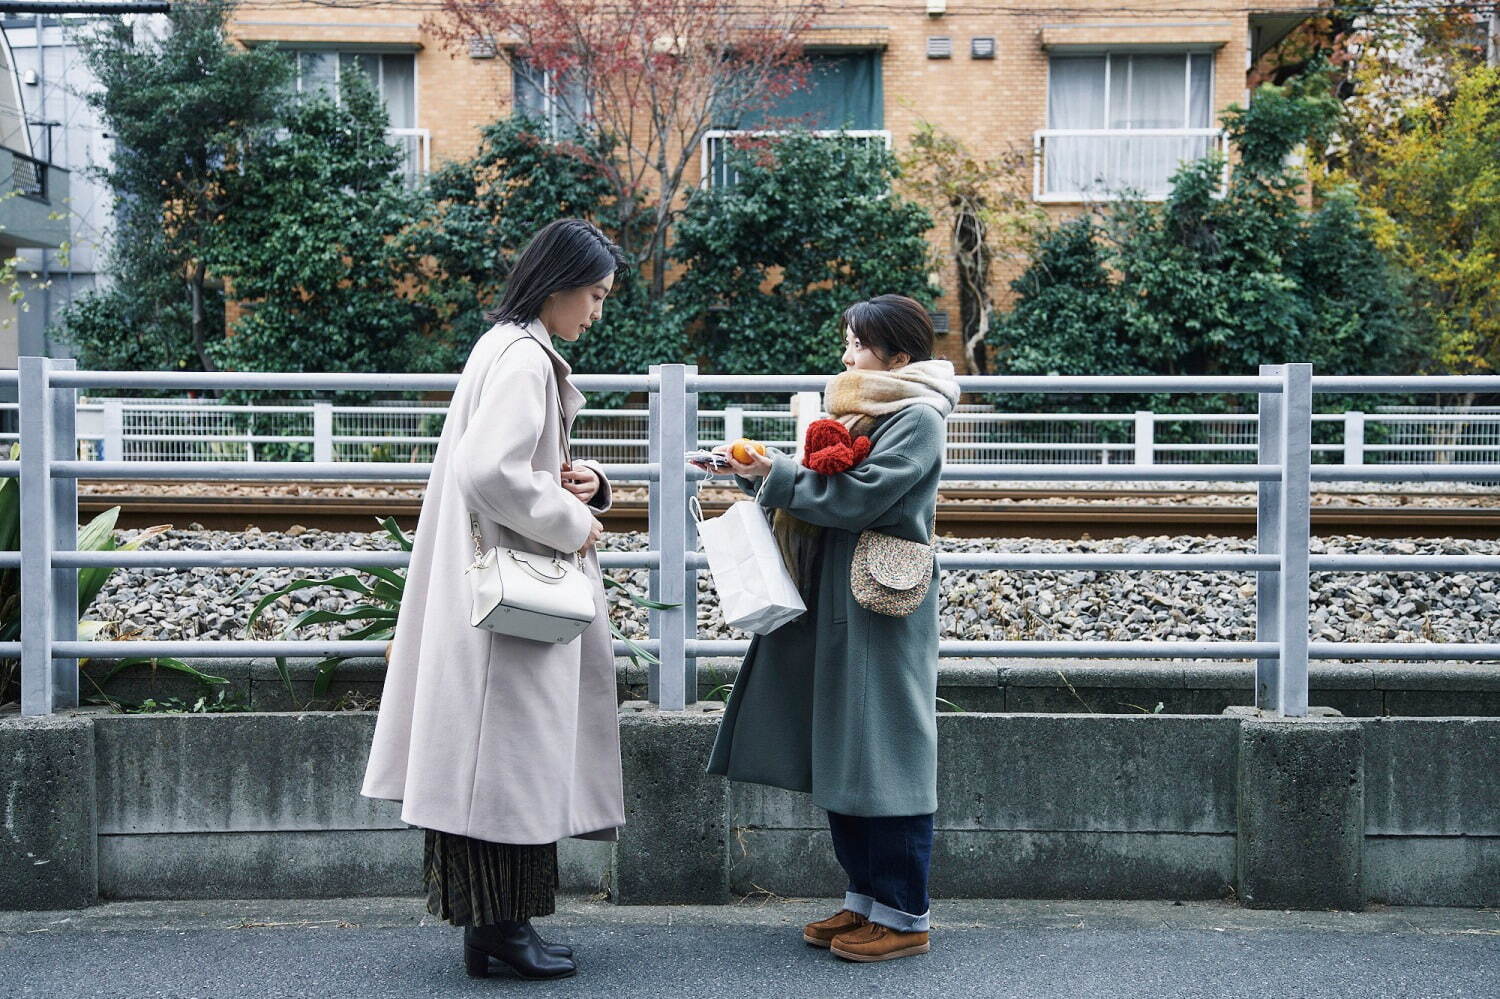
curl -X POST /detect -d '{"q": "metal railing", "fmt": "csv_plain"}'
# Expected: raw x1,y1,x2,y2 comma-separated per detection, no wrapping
7,359,1500,719
9,150,47,201
1033,128,1229,202
7,398,1499,468
700,129,892,188
387,127,430,186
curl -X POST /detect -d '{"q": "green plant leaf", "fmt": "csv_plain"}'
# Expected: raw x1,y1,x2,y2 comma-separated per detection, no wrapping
378,516,412,552
311,656,345,697
281,605,397,636
98,657,228,689
244,574,378,634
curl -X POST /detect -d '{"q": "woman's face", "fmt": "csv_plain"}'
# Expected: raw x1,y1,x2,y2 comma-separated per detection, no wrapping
541,271,615,342
841,322,909,372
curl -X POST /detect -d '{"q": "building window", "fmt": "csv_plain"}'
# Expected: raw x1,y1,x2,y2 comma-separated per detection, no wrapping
731,50,883,132
703,50,887,187
511,59,591,140
1038,51,1221,201
294,51,426,181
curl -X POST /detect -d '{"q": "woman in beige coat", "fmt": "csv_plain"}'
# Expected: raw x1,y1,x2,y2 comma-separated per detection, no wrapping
361,219,626,981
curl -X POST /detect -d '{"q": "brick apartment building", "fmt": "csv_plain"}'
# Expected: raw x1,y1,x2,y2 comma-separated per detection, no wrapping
228,1,1317,372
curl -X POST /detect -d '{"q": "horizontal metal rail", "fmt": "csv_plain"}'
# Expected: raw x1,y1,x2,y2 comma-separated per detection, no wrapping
50,639,660,659
52,550,661,570
11,359,1500,721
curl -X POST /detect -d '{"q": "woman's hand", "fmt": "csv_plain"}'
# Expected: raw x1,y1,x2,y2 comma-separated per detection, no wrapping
580,515,604,554
717,443,774,479
561,461,600,503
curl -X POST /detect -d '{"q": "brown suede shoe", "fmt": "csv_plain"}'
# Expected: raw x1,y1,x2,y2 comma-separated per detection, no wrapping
802,909,867,948
830,923,931,962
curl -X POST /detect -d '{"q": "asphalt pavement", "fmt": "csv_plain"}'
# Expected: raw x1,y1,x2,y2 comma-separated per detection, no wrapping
1,895,1496,999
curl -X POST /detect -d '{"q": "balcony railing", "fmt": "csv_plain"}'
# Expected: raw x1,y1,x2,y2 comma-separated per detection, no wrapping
700,129,892,188
387,128,430,186
1033,128,1228,202
10,150,47,201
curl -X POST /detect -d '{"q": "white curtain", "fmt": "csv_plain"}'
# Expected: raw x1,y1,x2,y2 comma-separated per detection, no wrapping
1189,53,1213,128
1047,56,1107,195
1046,52,1214,198
380,55,416,130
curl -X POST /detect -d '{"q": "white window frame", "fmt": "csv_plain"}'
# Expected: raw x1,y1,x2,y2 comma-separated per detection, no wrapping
699,129,892,189
510,59,593,142
292,49,429,182
1035,49,1225,203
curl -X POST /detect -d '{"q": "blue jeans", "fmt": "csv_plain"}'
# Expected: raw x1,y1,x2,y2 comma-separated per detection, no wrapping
827,811,933,932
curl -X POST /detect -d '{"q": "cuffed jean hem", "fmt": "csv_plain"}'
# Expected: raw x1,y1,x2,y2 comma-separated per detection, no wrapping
868,900,930,933
843,891,875,918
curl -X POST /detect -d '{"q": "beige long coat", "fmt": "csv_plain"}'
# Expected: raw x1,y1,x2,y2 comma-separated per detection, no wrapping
361,319,624,844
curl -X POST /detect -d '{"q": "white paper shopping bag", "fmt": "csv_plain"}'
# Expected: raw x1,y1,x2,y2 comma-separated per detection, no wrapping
693,498,806,635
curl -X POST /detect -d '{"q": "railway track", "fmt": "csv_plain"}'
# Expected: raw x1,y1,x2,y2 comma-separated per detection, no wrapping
78,482,1500,539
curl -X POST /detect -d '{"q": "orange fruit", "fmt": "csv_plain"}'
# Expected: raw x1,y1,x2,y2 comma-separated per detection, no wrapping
730,438,766,464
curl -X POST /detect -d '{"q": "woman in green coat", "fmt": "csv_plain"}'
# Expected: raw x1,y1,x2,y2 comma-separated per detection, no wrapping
703,295,960,963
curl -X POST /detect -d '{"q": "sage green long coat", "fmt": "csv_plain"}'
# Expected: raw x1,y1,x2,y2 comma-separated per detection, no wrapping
705,404,946,817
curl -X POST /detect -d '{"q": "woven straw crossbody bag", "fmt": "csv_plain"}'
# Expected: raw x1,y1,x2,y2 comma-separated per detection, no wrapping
850,512,937,618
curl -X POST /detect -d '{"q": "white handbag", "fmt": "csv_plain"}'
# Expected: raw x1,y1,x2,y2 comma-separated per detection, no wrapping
465,514,597,644
463,333,599,644
692,494,807,635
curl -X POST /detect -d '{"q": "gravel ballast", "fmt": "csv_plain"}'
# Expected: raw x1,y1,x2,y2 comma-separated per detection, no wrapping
87,527,1499,652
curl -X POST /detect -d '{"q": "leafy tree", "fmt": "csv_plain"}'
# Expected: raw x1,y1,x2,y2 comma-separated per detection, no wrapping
898,122,1045,374
996,77,1418,388
205,73,434,376
668,132,935,383
431,0,828,298
1291,185,1415,375
399,116,686,392
1353,64,1500,376
62,0,290,371
997,217,1137,378
59,211,213,372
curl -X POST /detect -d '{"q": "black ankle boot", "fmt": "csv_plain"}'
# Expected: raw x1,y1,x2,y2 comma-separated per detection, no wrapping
464,922,577,980
524,921,573,959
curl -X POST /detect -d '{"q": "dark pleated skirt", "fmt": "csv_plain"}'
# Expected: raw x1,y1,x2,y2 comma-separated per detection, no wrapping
422,828,559,926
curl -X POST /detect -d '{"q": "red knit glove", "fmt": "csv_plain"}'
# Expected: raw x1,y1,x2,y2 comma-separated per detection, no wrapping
803,418,873,475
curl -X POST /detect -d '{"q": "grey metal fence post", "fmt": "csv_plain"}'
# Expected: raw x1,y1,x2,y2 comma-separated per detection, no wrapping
50,358,78,709
19,357,55,716
1134,411,1154,466
1255,365,1283,712
646,365,662,704
313,402,334,463
655,365,689,710
682,367,700,705
1343,411,1365,467
1277,363,1313,717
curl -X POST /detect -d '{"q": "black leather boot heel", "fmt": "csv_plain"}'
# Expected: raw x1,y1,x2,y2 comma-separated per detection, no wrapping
464,923,577,980
463,943,491,979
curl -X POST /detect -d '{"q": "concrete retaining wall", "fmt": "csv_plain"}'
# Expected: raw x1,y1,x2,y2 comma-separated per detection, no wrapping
81,658,1500,717
1362,718,1500,906
88,712,611,901
3,706,1497,911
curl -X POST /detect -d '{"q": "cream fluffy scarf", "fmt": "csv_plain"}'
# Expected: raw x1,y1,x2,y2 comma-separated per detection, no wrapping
771,359,961,592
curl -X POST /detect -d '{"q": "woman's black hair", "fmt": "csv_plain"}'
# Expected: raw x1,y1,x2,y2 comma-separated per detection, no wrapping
841,294,935,366
487,218,627,326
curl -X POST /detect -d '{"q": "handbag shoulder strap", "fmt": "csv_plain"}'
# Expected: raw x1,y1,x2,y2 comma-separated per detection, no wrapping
467,329,577,563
